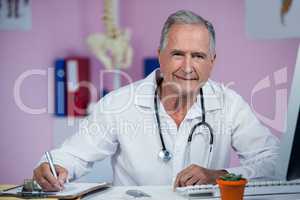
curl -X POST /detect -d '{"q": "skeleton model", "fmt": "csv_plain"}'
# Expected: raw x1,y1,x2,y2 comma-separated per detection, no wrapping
86,0,133,89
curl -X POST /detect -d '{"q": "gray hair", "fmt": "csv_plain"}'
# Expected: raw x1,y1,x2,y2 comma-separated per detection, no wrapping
159,10,216,56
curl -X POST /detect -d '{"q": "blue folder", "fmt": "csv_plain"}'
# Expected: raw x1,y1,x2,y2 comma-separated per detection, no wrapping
144,58,160,77
54,59,67,116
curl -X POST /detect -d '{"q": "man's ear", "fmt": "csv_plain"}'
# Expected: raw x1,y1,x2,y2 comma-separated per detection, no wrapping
211,53,216,64
157,48,161,63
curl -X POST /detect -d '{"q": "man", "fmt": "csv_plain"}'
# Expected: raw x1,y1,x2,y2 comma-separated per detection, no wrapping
33,10,279,191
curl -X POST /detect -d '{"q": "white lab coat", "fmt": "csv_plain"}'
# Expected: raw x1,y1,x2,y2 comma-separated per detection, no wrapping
39,70,279,186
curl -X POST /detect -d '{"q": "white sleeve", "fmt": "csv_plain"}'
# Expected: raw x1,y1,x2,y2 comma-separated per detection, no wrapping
224,89,280,180
38,97,119,180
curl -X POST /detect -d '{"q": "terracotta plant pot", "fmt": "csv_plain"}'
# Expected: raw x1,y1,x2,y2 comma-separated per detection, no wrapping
216,178,247,200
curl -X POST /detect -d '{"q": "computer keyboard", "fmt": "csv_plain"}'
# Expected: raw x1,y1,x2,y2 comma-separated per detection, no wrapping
176,179,300,198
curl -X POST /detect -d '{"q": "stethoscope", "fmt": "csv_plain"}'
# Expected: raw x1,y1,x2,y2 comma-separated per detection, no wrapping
154,78,214,165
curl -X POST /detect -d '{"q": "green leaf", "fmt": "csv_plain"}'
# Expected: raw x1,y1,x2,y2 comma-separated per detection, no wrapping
220,173,243,181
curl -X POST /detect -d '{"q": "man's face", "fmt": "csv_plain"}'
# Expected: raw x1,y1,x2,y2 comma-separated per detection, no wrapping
158,24,215,96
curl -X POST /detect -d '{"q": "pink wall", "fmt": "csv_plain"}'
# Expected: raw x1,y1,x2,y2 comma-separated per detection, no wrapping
0,0,106,184
0,0,299,184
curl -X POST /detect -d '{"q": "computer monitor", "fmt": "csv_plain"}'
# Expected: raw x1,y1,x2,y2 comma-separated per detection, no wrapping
277,44,300,181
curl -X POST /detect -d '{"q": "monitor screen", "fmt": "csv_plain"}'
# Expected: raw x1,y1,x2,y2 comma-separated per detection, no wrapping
286,108,300,180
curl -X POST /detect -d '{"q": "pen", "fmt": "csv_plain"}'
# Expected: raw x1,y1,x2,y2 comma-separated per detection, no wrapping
45,151,58,179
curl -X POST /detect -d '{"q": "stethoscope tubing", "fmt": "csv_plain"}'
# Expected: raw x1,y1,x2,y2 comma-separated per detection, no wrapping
154,79,214,163
154,78,168,152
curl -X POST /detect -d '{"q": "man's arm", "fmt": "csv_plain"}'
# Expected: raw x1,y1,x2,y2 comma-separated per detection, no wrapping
34,98,119,190
224,89,280,179
173,88,279,188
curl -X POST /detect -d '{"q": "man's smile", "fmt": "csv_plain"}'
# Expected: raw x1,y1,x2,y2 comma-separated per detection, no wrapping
173,74,198,81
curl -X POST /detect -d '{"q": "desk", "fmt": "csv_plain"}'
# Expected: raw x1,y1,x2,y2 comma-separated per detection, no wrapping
83,185,300,200
2,185,300,200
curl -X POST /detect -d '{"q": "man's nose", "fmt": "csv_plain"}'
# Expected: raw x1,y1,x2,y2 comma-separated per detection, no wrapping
182,55,193,73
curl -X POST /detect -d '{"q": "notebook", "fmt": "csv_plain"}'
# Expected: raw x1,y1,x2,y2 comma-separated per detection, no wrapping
0,182,110,199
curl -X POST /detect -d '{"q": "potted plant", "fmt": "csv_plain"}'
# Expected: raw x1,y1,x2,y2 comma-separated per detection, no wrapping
216,173,247,200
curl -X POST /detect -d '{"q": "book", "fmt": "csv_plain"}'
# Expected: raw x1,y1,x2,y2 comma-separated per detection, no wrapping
54,59,67,116
66,57,91,116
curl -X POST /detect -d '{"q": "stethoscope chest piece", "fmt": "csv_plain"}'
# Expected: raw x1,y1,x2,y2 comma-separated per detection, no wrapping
158,149,172,162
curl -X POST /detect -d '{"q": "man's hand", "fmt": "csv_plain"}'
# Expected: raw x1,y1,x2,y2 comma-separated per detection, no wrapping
174,164,227,189
33,162,68,191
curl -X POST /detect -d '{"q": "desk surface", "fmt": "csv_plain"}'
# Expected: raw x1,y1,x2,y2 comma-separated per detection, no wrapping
2,185,300,200
83,185,300,200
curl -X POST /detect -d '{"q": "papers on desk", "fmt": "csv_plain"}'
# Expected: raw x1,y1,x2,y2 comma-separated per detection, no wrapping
0,182,110,199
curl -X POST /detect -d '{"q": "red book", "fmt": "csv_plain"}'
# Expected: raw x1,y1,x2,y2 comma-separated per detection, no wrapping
66,57,91,116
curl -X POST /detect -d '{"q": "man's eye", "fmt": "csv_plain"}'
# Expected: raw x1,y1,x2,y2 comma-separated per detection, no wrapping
193,54,204,59
172,53,183,56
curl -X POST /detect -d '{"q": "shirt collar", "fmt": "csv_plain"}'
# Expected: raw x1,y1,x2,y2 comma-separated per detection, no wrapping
186,81,222,119
134,69,221,114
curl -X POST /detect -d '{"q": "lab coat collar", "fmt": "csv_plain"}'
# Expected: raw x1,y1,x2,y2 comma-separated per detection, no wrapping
134,69,222,114
187,81,222,119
